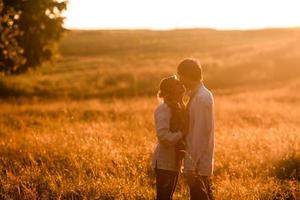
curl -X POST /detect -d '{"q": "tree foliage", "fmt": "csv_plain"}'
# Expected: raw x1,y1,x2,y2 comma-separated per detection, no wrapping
0,0,67,74
0,0,25,74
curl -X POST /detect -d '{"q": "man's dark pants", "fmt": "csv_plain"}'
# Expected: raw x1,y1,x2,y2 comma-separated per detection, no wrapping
186,175,214,200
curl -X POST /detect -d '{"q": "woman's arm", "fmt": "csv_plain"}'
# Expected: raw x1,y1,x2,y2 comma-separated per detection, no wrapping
154,105,183,146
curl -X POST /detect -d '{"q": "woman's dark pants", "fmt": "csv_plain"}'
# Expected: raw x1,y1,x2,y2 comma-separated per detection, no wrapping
155,168,179,200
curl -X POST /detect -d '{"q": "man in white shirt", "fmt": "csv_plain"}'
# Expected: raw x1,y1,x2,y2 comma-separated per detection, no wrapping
177,58,215,200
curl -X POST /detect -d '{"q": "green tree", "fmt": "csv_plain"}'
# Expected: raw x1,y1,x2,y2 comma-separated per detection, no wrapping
0,0,67,74
0,0,25,74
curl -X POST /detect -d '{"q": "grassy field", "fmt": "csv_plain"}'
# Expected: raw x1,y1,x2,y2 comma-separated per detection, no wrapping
0,29,299,199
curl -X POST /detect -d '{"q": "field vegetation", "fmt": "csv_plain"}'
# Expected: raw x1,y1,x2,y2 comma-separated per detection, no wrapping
0,28,299,199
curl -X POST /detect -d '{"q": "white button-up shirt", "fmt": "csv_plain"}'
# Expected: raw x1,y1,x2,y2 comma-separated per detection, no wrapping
152,103,183,171
184,83,215,176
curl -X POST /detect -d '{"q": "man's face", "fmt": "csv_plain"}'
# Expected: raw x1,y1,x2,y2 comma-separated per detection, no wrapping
177,73,192,90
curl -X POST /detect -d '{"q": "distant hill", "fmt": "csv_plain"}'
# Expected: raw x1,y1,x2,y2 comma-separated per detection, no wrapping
1,28,300,100
60,28,300,89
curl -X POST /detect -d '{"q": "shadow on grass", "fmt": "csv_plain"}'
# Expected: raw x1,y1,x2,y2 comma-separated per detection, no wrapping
1,60,300,101
0,75,159,101
0,80,26,98
0,79,54,100
270,155,300,200
273,155,300,182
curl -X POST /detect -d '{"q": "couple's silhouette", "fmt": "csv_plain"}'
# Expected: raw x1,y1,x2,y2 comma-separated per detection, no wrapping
152,58,215,200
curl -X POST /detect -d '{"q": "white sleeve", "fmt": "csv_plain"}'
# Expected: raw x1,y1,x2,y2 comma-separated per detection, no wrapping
192,95,214,162
154,106,183,146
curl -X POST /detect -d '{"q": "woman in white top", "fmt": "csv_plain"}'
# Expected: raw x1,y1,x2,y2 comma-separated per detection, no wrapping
152,76,186,200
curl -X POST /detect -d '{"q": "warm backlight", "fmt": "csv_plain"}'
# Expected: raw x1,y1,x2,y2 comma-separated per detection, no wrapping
64,0,300,30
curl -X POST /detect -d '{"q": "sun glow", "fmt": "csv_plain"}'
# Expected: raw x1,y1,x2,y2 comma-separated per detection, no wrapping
64,0,300,30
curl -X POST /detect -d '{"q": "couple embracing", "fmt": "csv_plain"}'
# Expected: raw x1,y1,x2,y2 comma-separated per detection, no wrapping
152,58,215,200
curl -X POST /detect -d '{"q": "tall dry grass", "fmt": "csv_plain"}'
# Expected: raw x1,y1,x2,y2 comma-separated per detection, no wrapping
1,81,299,199
0,29,299,199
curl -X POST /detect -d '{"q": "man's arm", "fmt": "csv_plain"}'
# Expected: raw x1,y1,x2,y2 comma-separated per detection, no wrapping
192,94,214,164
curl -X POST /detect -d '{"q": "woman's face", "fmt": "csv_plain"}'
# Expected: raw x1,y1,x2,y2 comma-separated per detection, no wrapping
173,82,185,101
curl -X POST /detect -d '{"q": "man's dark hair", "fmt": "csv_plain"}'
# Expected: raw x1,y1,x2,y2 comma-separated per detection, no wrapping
177,58,202,81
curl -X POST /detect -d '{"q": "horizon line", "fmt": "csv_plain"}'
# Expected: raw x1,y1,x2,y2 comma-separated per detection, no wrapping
64,26,300,32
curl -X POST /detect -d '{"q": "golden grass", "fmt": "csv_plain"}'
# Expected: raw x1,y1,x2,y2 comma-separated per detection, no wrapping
0,81,299,199
0,29,299,199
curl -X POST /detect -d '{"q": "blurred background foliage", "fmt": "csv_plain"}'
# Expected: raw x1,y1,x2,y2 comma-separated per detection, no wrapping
0,0,67,75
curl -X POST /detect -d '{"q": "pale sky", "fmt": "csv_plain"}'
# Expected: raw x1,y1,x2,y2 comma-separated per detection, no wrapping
64,0,300,30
